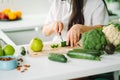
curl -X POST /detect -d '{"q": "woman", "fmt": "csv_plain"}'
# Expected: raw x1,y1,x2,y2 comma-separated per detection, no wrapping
42,0,109,47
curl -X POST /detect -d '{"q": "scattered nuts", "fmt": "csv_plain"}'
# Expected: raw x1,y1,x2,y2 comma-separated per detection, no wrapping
17,58,23,62
16,57,31,73
24,65,30,68
0,57,14,61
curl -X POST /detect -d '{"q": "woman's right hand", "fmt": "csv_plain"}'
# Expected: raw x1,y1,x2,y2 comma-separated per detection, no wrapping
53,21,64,34
42,21,63,36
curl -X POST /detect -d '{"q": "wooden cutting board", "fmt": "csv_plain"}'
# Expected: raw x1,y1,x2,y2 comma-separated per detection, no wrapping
26,43,81,57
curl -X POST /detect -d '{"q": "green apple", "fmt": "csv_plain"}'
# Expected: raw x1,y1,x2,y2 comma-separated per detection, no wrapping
3,44,15,56
0,48,3,56
30,37,43,52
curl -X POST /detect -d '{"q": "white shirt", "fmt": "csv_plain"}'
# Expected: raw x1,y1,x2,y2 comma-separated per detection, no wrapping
45,0,109,42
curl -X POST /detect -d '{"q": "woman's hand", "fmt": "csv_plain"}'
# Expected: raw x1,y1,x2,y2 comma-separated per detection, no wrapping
66,24,103,47
66,24,82,47
53,21,64,34
42,21,63,36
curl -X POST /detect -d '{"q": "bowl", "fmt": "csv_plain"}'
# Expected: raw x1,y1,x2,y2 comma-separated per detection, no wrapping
0,56,18,70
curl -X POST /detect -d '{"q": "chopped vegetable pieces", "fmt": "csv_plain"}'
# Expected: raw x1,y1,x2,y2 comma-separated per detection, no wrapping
50,44,59,48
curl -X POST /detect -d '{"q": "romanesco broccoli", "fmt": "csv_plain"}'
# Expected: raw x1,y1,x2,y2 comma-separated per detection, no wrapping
82,29,107,50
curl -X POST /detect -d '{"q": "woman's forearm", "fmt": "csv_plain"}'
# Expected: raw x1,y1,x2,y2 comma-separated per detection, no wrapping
42,22,55,36
42,23,102,36
42,21,64,36
80,25,103,34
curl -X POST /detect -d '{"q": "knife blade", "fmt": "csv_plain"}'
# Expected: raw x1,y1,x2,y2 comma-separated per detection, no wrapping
59,32,63,41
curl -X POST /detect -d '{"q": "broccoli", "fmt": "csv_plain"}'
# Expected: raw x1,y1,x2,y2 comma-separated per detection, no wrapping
82,29,107,50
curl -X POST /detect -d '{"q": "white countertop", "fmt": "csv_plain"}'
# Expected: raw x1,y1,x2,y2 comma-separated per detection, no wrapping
0,42,120,80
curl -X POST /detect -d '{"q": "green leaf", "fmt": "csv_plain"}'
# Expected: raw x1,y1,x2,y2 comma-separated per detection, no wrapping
115,45,120,52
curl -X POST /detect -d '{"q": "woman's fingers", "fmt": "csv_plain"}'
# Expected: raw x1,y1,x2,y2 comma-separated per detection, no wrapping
67,31,78,47
66,33,70,46
70,33,74,47
58,22,63,33
71,33,79,47
74,34,78,46
54,22,63,34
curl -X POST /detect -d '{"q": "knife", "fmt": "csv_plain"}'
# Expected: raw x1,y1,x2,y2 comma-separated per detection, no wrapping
59,32,63,41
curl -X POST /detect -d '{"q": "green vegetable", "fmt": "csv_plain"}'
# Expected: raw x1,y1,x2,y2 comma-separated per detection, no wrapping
20,47,26,56
48,53,67,63
82,29,107,50
67,51,100,61
115,45,120,52
72,48,104,56
51,44,58,48
61,41,66,47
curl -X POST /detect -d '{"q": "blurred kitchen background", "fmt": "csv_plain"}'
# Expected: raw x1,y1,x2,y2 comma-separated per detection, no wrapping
0,0,52,46
0,0,50,16
0,0,120,20
0,0,120,46
105,0,120,16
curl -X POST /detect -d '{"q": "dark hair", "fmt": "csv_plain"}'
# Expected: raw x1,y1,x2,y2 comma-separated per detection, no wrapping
67,0,108,30
68,0,84,30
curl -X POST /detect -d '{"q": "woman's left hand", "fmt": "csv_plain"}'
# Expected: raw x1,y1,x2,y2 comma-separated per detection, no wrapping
66,24,82,47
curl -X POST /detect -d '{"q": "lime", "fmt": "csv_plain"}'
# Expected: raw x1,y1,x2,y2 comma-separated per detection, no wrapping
0,48,3,56
3,44,15,56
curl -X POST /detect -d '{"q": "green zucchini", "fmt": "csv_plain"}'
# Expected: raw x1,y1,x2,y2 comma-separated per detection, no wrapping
67,51,100,60
72,48,104,56
48,53,67,63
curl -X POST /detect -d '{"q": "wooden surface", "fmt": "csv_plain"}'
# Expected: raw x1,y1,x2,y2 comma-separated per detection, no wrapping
26,43,81,57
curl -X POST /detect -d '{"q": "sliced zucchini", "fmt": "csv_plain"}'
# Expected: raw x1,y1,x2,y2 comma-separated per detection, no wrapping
51,44,59,48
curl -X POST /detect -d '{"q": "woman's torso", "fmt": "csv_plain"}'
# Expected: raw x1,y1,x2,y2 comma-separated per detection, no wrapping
46,0,109,42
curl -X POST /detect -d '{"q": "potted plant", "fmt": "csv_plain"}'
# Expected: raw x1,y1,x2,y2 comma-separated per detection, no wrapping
105,0,120,16
106,0,120,2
